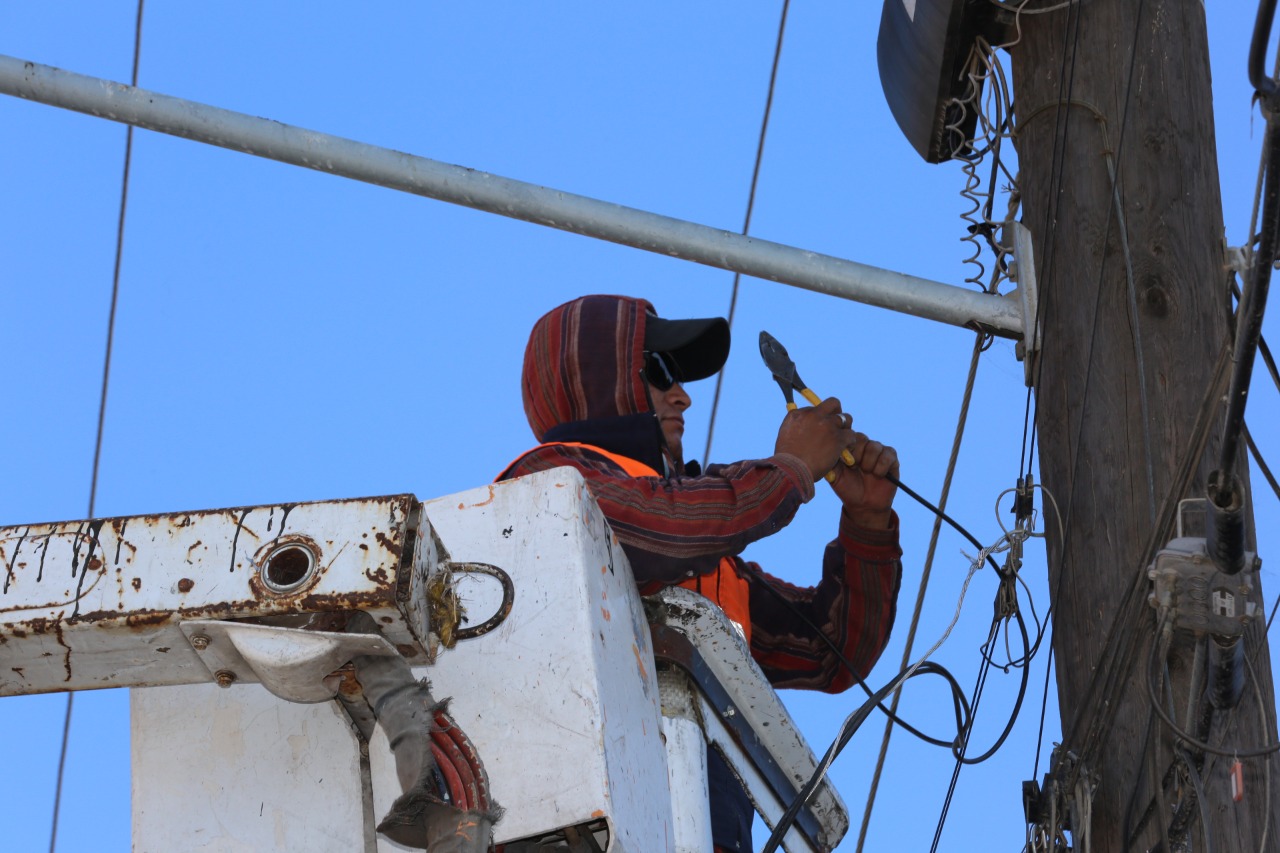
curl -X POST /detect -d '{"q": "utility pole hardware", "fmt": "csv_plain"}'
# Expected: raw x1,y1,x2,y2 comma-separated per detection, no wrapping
1010,1,1279,849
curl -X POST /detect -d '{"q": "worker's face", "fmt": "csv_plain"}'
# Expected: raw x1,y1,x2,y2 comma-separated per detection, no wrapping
649,380,691,460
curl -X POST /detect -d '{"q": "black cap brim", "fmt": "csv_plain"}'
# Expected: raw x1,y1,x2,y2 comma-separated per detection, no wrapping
644,315,731,382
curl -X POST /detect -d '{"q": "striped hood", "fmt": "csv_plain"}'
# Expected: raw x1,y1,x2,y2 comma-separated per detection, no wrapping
522,294,655,438
521,295,669,471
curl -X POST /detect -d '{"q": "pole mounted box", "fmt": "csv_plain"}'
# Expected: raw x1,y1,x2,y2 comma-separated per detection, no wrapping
1147,537,1261,637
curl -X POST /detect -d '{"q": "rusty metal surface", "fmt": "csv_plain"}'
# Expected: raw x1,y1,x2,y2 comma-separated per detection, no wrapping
0,494,434,695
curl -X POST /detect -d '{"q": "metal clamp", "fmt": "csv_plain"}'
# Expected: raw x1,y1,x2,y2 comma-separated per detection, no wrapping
1004,222,1041,387
181,620,400,703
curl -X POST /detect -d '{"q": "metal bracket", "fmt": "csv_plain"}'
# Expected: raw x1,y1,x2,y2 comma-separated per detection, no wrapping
181,620,400,703
1226,244,1251,275
1004,222,1041,387
1146,538,1261,637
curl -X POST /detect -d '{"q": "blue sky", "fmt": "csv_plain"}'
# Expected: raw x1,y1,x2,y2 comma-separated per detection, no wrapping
1,2,1277,851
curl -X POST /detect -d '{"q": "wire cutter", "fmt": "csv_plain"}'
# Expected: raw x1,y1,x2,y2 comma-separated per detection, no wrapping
759,330,857,480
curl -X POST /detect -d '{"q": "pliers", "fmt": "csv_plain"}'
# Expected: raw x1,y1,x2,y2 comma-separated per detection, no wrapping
759,330,857,480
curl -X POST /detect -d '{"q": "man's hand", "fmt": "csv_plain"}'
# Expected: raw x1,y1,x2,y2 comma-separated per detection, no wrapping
774,396,857,482
829,432,899,529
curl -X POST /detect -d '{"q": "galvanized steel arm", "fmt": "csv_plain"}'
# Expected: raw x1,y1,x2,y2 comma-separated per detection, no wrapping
0,53,1026,339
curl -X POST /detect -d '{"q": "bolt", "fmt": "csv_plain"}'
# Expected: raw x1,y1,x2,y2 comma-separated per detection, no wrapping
214,669,236,688
190,634,211,651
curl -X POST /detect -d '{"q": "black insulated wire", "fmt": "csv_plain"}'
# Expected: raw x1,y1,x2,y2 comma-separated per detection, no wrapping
887,473,1005,576
1250,0,1280,107
749,491,1037,852
1146,620,1280,759
1220,114,1280,481
759,667,931,853
742,563,974,748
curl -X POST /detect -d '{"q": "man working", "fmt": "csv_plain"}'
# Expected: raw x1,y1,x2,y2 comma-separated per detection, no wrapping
500,294,903,852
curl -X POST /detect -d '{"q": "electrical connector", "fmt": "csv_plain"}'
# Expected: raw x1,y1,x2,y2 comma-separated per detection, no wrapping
1146,537,1260,637
1012,475,1035,526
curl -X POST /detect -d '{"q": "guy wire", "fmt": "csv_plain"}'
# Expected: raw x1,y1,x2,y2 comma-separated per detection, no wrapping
48,5,145,853
702,0,790,465
854,333,985,853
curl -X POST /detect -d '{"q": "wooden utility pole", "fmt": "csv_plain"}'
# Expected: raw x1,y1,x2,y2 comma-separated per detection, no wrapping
1009,1,1280,849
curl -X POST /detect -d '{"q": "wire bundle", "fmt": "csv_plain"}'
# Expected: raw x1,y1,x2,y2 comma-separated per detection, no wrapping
430,706,494,814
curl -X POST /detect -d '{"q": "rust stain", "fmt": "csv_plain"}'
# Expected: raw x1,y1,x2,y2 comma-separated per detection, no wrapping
396,643,419,658
54,617,71,682
590,809,605,819
631,643,649,682
464,485,497,508
70,520,107,619
186,540,203,562
229,507,252,573
124,611,173,628
374,531,402,559
177,578,195,593
10,667,24,678
601,607,611,622
2,526,29,595
305,612,352,632
329,663,363,697
364,566,390,585
131,578,141,591
156,647,170,653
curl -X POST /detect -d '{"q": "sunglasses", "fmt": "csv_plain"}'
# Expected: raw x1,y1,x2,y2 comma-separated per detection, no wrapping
643,351,680,392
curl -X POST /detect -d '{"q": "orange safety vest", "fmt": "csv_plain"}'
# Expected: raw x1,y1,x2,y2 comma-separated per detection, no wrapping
501,442,752,643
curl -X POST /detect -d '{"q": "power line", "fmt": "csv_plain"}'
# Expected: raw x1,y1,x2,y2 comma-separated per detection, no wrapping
702,0,790,465
48,4,144,851
855,333,984,852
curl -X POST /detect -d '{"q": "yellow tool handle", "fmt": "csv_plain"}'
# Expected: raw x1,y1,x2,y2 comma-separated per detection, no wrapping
786,398,856,482
798,389,858,469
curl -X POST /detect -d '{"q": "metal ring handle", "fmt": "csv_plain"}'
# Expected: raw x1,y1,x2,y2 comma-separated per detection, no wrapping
449,562,515,641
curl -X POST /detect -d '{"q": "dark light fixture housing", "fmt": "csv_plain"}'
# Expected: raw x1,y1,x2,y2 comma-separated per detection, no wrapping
877,0,1002,163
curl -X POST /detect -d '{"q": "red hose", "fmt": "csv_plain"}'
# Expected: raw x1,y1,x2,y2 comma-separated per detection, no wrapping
432,725,478,810
439,710,492,812
431,741,467,808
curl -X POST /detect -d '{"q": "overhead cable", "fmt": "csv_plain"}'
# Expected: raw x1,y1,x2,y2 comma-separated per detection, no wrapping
743,563,973,748
48,6,145,853
855,334,985,853
1145,616,1280,759
702,0,790,465
761,544,995,853
1220,123,1280,479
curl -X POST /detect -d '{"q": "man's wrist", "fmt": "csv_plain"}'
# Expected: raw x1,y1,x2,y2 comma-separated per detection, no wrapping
844,506,894,529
